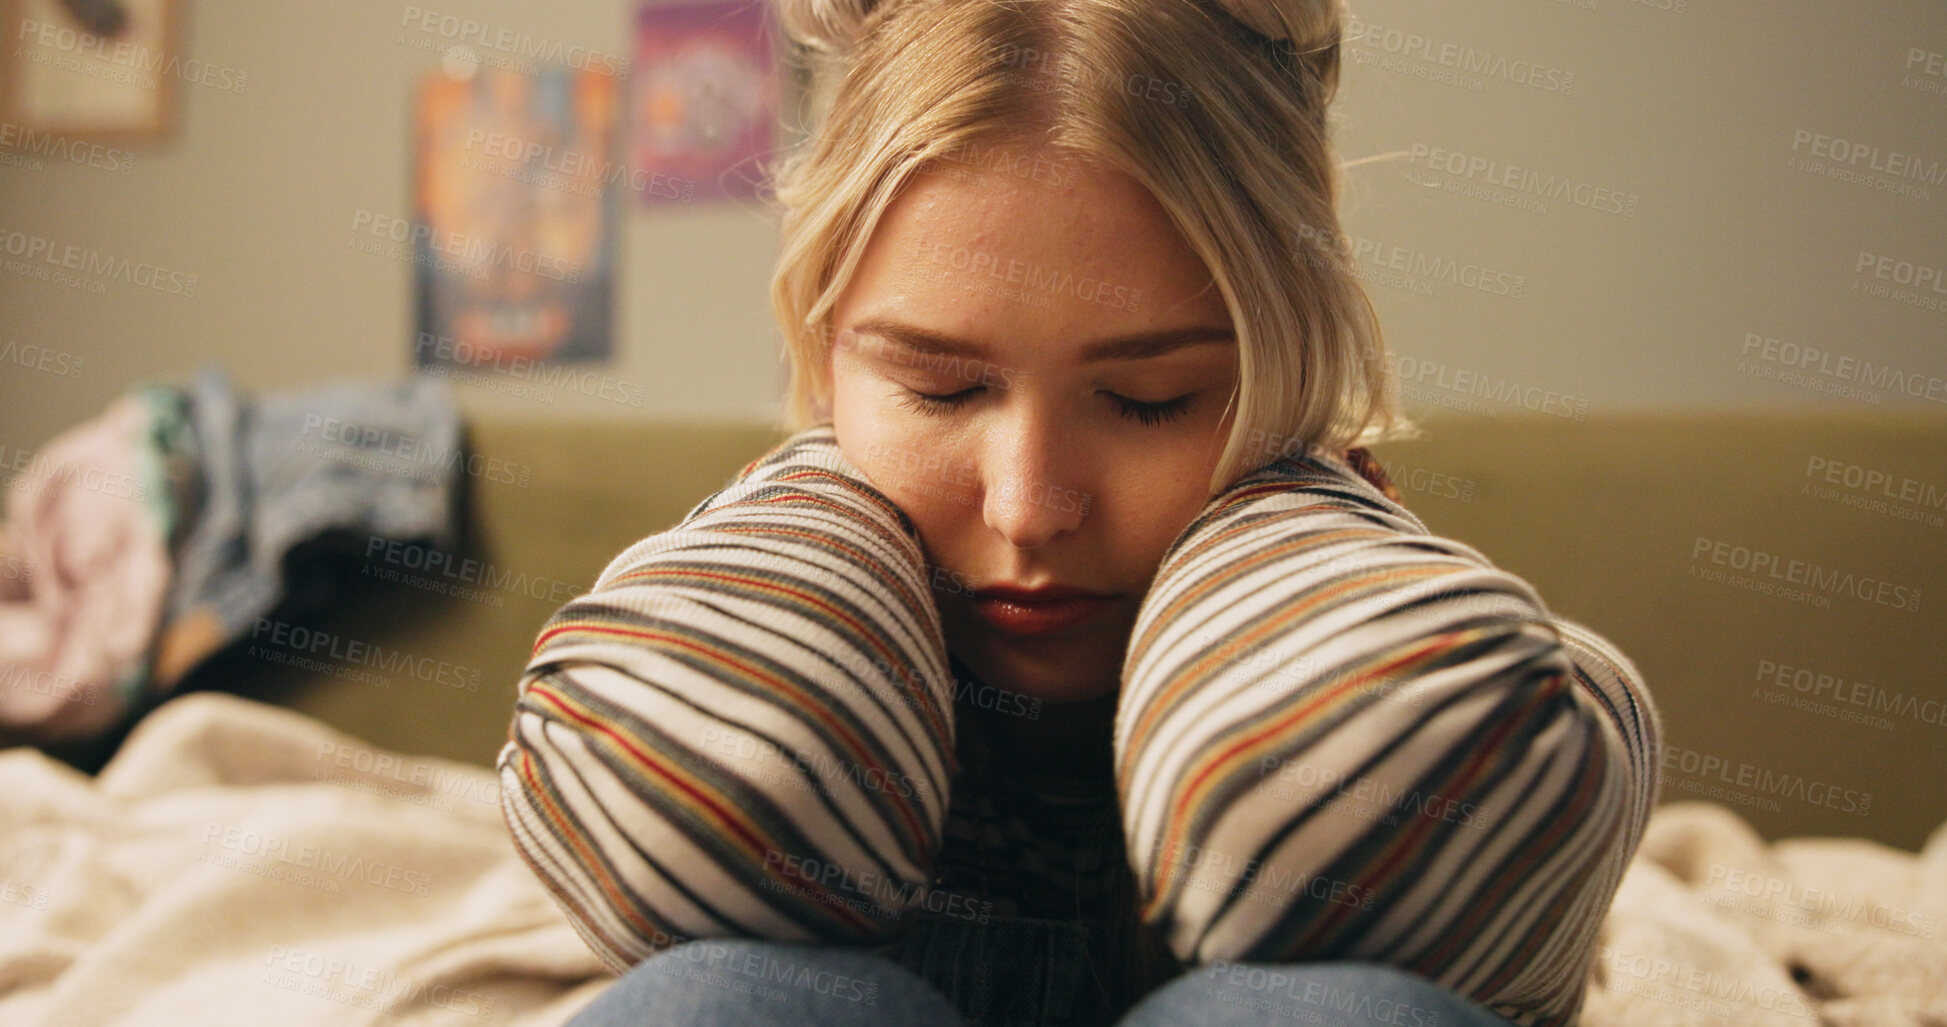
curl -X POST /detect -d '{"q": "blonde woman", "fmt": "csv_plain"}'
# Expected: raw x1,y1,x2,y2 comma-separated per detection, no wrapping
499,1,1660,1024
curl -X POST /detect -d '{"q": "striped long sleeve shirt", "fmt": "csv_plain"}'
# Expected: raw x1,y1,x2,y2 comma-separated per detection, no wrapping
1115,439,1660,1026
496,425,1659,1027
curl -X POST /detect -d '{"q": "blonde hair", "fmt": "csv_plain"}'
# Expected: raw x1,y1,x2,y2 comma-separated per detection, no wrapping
768,0,1418,496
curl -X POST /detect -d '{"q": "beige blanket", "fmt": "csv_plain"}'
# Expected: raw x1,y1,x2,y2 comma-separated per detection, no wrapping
0,692,610,1026
1583,802,1947,1026
0,691,1940,1025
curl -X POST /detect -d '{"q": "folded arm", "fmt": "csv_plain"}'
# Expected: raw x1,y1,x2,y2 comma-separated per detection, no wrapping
1115,444,1660,1026
496,426,956,972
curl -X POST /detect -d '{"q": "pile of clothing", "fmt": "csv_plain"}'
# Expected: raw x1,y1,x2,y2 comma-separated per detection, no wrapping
0,367,462,745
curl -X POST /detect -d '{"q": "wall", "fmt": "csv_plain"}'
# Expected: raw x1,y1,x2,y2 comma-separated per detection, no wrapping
1,0,796,451
2,0,1943,447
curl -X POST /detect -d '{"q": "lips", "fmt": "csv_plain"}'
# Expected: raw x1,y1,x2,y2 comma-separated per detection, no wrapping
972,584,1110,603
969,593,1115,637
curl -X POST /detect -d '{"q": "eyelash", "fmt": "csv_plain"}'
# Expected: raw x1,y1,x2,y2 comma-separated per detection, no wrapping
895,387,1196,426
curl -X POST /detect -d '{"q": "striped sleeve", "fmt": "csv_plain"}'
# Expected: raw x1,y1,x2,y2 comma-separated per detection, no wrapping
494,425,957,972
1114,442,1661,1027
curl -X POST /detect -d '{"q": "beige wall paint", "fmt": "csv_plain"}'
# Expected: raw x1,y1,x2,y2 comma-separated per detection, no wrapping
0,0,796,451
2,1,1943,449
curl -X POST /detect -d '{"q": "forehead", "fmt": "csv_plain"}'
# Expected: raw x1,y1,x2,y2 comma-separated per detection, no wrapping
835,152,1232,363
888,154,1177,256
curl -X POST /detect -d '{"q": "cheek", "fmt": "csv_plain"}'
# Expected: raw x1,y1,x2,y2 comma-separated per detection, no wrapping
884,451,984,529
1118,465,1218,572
840,423,981,538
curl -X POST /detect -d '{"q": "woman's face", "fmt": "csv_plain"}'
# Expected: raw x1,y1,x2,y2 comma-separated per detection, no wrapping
828,151,1240,707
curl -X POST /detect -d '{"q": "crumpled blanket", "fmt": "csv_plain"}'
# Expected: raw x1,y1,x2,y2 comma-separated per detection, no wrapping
1583,802,1947,1027
0,690,610,1026
2,689,1940,1026
0,367,461,745
0,388,178,739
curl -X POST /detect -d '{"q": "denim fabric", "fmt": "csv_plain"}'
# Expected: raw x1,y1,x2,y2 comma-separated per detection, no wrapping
1122,962,1520,1026
565,935,1521,1027
565,938,968,1027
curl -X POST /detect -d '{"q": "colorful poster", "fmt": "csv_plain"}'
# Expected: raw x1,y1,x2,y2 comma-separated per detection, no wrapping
412,65,617,369
632,0,779,205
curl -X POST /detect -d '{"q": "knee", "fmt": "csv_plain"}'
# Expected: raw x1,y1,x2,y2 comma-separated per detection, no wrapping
1125,961,1511,1027
568,938,964,1027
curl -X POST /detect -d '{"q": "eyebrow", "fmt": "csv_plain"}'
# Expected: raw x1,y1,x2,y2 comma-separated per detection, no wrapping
847,317,1236,363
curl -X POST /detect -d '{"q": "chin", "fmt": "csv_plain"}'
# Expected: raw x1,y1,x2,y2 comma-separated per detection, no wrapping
955,633,1123,707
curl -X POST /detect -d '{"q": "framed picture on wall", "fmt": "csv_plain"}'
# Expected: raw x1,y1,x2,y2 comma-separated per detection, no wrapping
631,0,779,205
0,0,181,144
412,65,618,371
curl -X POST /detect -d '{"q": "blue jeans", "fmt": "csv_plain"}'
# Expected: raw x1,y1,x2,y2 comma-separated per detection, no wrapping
567,937,1518,1027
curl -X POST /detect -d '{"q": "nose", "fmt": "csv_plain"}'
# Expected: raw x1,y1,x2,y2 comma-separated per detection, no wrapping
981,413,1088,550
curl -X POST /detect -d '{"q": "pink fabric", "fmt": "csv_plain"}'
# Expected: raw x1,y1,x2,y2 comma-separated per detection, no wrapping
0,395,170,741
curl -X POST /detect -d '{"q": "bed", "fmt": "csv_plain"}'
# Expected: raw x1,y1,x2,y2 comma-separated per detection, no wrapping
0,688,1940,1025
1,409,1942,1024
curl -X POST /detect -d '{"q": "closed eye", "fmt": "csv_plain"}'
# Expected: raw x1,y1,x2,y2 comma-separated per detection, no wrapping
894,387,1195,426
